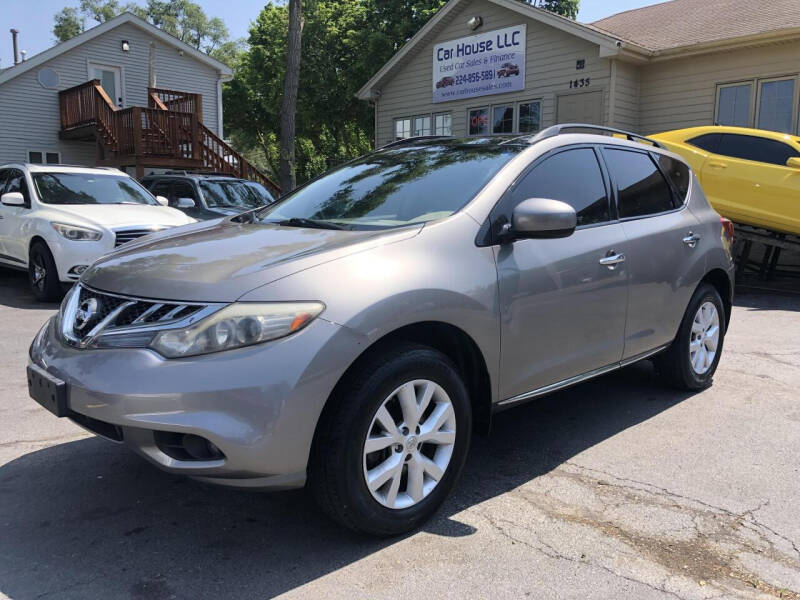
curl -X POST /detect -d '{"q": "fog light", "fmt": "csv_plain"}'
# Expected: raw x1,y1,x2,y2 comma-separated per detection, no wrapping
182,434,223,460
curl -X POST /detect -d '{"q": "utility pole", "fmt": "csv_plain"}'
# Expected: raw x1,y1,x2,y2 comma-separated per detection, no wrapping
279,0,303,193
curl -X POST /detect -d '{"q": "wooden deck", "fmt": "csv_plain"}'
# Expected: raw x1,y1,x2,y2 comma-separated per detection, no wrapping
59,80,279,197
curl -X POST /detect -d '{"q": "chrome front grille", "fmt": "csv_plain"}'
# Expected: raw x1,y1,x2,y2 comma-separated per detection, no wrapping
62,285,220,349
114,227,167,248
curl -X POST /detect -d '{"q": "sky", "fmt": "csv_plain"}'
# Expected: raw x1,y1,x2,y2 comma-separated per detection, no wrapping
0,0,666,69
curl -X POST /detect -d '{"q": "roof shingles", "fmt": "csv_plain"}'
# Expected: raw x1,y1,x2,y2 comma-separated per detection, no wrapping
591,0,800,52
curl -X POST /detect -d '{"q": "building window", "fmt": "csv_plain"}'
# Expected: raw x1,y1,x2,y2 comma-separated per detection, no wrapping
492,105,514,134
434,113,452,136
757,78,795,133
468,108,490,135
413,115,431,136
717,83,752,127
518,100,541,133
28,151,61,165
394,118,411,141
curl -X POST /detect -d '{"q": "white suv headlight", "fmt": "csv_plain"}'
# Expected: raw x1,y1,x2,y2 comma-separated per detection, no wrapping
149,302,325,358
52,222,103,241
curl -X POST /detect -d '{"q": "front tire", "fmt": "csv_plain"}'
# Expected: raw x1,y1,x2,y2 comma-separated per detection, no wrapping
28,242,63,303
310,343,472,537
655,283,726,390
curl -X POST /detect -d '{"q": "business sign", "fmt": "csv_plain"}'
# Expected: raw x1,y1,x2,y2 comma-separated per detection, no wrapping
432,24,526,104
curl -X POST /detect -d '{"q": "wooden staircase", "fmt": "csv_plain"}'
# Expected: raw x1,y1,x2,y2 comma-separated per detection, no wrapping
59,80,280,197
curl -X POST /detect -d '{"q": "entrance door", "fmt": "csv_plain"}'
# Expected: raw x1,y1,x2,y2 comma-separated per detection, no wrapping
557,91,604,125
89,63,123,108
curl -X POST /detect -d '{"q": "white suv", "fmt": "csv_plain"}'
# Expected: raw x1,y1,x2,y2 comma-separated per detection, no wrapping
0,164,195,301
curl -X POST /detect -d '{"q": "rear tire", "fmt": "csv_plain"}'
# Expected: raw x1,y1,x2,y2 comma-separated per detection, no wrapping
28,242,63,303
309,343,472,537
655,283,726,390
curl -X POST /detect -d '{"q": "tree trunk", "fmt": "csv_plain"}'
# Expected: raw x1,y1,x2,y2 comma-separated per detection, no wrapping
279,0,303,193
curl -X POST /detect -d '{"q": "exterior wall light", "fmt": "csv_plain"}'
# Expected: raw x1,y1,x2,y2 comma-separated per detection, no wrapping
467,16,483,31
121,40,130,52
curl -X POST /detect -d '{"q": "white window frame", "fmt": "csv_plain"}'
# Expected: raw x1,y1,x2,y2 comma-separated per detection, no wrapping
715,75,800,133
755,76,798,134
467,106,491,136
516,98,543,134
491,104,515,135
714,81,755,127
413,114,432,137
27,150,61,165
394,117,412,141
434,112,452,136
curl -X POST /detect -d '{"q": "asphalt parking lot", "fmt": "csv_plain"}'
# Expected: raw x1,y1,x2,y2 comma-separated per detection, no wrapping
1,267,799,600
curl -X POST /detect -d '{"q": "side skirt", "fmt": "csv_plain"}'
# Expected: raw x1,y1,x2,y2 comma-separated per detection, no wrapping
494,344,670,412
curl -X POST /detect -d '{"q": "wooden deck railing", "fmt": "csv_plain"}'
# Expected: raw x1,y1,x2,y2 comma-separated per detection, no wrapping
148,87,202,119
60,81,279,196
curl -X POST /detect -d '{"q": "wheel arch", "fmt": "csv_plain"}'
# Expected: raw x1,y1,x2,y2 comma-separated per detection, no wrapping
28,234,50,255
699,268,733,327
314,321,494,444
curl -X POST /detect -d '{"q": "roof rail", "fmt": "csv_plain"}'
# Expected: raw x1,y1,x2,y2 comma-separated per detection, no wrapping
532,124,664,149
161,170,237,177
380,135,451,149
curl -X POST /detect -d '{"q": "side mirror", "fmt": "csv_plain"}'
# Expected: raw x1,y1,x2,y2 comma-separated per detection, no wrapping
786,157,800,169
510,198,577,240
177,197,196,208
155,195,169,206
1,192,25,207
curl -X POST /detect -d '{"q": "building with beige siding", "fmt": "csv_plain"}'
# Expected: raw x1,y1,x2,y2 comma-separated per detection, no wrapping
357,0,800,147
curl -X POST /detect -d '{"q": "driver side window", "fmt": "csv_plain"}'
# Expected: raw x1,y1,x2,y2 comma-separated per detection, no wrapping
508,148,611,227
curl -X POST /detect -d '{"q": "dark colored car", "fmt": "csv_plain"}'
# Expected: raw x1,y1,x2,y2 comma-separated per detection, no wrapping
141,172,276,220
497,63,520,77
436,76,455,89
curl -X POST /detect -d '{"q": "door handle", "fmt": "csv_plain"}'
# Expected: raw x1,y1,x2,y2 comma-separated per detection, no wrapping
683,232,701,248
708,162,728,169
599,253,626,269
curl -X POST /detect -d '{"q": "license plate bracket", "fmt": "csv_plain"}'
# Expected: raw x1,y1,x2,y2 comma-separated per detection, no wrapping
27,364,69,417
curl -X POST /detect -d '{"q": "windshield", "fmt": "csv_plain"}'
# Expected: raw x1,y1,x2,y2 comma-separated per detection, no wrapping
199,180,274,209
256,141,523,230
32,172,156,205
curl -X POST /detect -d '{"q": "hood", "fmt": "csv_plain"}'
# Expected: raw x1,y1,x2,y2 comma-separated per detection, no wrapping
47,204,194,229
82,219,422,302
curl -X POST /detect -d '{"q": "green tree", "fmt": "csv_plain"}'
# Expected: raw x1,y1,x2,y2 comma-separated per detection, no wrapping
531,0,580,19
52,0,241,65
53,7,85,42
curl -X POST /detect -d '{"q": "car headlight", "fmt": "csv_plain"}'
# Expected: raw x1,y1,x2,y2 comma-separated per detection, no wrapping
52,222,103,241
149,302,325,358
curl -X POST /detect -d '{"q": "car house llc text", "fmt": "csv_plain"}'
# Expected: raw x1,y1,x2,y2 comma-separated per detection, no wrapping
436,29,522,72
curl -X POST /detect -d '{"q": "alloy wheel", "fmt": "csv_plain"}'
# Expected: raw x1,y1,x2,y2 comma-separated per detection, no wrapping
31,255,47,291
689,301,720,375
362,379,456,510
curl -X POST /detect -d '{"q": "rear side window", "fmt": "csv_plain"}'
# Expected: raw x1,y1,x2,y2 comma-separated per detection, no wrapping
509,148,610,227
655,154,690,204
717,133,799,166
687,133,721,153
605,149,676,218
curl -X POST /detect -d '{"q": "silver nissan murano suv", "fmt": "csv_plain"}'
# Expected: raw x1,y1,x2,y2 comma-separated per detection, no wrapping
28,125,735,536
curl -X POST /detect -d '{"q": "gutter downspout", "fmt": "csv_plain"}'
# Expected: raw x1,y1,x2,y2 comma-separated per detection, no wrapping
148,42,157,87
608,58,617,128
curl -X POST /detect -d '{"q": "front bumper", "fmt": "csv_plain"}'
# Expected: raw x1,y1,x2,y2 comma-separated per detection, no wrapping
29,315,364,489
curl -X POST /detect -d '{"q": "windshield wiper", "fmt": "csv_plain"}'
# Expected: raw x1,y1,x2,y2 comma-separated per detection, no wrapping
275,217,348,230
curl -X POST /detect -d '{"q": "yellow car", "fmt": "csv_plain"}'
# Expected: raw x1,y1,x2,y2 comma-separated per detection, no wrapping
651,126,800,236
